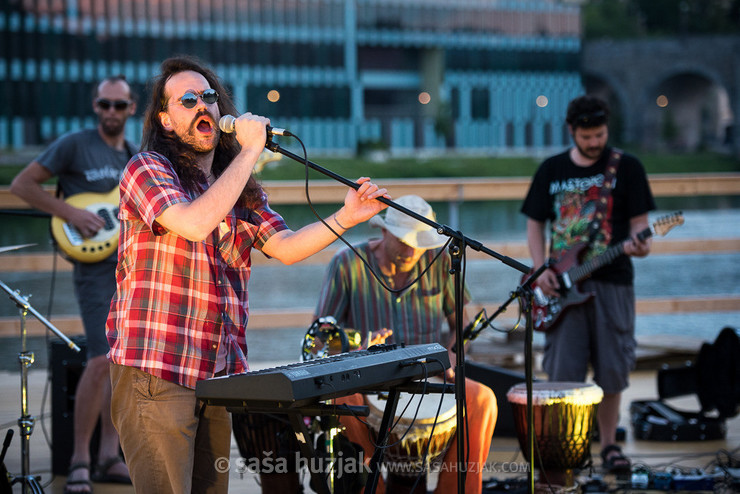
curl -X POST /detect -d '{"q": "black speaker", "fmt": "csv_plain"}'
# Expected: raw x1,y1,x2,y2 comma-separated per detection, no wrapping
50,336,99,476
464,361,533,437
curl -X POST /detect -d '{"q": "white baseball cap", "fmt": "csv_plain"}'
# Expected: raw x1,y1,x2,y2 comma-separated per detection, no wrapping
369,195,446,249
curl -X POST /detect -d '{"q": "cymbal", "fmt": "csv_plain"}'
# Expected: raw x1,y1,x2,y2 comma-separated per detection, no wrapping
0,243,36,254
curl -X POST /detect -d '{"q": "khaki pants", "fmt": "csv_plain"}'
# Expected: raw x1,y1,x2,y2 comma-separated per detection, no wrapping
110,364,231,494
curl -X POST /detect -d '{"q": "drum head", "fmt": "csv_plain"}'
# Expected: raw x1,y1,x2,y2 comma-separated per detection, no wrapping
366,385,456,426
506,382,604,406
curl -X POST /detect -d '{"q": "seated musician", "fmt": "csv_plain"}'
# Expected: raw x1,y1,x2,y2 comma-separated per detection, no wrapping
314,195,498,494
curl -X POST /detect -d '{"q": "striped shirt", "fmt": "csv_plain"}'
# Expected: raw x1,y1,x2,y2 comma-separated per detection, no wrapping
314,242,470,346
106,151,288,389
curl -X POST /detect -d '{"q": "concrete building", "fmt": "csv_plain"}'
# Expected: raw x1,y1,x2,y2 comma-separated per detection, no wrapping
1,0,582,155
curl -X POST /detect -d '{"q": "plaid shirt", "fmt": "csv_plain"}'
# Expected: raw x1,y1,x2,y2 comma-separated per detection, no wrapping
106,151,288,389
314,242,470,346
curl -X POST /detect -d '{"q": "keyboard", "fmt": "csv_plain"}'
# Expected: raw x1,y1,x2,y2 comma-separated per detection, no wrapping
195,343,450,408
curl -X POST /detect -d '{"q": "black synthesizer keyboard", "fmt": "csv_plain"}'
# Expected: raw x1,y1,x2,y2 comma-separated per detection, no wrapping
195,343,450,408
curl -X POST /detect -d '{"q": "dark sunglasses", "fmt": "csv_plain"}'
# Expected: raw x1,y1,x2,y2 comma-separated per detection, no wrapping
168,89,219,109
96,98,131,111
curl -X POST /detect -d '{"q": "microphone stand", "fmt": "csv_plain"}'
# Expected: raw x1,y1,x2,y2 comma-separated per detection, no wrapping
463,261,552,494
264,136,531,493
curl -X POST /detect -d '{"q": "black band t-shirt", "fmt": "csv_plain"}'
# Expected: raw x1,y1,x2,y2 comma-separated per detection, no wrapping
521,147,655,285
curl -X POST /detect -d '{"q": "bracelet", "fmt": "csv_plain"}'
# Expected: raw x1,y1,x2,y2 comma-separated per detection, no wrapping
333,213,348,230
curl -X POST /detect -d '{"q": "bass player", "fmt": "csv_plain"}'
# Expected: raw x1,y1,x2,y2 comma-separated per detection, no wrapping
10,75,137,493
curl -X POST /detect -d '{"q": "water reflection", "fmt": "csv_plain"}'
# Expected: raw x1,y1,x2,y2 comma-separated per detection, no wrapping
0,202,738,362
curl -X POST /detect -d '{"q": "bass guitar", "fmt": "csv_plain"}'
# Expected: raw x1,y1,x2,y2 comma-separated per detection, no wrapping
50,188,120,263
527,212,684,332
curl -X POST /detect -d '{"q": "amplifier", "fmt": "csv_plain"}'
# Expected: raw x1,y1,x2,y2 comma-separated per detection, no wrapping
464,361,531,437
50,336,100,476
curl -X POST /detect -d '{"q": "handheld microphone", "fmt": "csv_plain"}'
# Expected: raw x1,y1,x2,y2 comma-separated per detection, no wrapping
218,114,289,137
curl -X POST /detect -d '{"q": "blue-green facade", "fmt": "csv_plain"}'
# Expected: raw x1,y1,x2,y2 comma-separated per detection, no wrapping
1,0,582,154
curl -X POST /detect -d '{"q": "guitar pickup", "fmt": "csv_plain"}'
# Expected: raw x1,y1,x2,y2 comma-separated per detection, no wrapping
97,208,115,230
533,286,549,307
560,272,573,290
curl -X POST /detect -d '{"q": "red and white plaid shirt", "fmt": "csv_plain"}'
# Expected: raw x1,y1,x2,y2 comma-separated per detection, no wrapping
106,151,288,389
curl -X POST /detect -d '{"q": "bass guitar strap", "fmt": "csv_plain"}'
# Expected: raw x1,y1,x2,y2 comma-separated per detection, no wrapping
587,148,622,245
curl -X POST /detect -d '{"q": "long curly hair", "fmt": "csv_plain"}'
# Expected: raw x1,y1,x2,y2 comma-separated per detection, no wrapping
140,56,265,209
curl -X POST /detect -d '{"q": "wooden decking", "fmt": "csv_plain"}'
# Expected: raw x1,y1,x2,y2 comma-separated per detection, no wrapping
1,364,737,494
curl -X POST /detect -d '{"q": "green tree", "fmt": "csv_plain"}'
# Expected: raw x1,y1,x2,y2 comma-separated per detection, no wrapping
582,0,645,39
583,0,740,39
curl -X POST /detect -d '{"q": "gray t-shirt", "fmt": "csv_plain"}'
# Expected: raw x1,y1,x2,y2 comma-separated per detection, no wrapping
35,128,136,197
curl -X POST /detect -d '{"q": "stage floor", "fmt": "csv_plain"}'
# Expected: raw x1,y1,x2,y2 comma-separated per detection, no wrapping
1,367,737,493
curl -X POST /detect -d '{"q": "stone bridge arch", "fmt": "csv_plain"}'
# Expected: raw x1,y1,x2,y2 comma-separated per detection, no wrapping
582,36,740,158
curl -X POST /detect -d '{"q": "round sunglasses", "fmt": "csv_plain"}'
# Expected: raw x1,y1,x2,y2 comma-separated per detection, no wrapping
96,99,131,111
167,89,219,109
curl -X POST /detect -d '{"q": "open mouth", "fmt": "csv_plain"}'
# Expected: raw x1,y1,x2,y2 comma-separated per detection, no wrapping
195,116,214,135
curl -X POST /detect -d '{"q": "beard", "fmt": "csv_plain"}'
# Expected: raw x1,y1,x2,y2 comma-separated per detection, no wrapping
574,141,605,161
100,117,126,137
179,132,216,154
176,111,218,154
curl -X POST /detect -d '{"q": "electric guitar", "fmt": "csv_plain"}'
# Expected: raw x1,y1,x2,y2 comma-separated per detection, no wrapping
50,188,120,263
527,212,684,332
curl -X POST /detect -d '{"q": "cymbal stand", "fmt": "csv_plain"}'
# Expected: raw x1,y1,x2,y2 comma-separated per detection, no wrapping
0,280,80,494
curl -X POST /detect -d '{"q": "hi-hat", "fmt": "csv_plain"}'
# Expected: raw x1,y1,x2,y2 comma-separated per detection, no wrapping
0,243,36,254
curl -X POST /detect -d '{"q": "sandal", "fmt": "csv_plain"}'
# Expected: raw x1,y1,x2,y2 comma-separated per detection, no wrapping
64,462,93,494
600,444,631,473
91,455,132,484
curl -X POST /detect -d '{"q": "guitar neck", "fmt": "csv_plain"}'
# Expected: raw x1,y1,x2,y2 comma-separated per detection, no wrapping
569,226,653,283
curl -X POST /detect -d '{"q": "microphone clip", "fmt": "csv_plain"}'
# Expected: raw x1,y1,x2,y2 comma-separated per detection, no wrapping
452,308,489,353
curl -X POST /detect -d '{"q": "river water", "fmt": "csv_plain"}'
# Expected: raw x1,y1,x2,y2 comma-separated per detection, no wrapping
0,200,738,369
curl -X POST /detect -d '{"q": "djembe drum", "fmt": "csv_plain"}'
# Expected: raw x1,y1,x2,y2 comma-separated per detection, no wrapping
365,386,457,494
507,382,603,489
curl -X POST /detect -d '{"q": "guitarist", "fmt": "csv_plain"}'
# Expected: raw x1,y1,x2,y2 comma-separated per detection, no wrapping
10,76,137,493
520,95,655,474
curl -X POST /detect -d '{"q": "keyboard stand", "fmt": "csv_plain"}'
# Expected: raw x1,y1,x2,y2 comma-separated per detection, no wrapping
365,386,401,494
366,381,454,494
226,403,369,494
222,380,454,494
